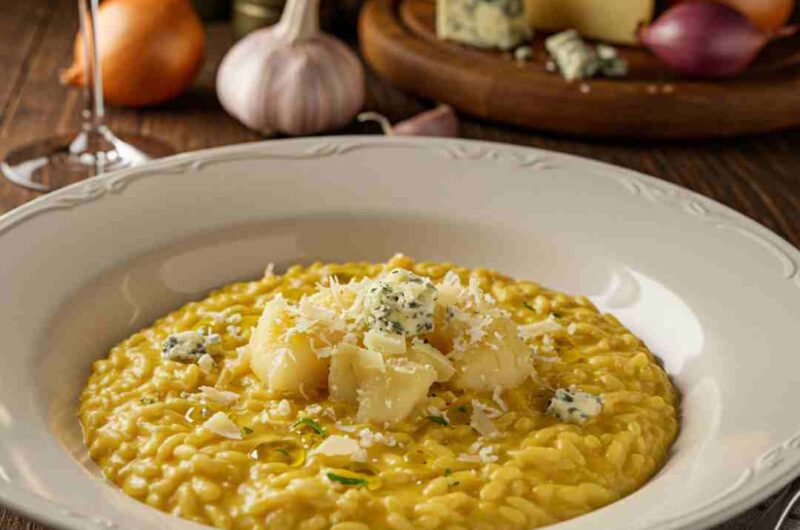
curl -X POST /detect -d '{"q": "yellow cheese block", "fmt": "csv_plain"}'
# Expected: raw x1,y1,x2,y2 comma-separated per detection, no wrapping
524,0,654,46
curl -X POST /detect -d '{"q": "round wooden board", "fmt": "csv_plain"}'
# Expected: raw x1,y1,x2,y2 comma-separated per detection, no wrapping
359,0,800,139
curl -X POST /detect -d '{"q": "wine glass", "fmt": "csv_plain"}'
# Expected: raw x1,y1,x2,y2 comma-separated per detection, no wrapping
1,0,174,192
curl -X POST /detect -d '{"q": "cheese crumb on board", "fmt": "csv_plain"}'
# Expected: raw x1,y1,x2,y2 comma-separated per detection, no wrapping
545,30,599,82
545,30,628,82
437,0,532,51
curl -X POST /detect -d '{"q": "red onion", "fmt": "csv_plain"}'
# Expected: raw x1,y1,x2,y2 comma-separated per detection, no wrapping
639,1,795,78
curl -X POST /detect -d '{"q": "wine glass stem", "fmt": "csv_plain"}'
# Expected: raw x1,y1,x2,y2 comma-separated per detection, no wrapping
77,0,104,133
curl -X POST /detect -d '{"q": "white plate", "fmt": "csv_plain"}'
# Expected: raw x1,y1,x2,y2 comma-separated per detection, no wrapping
0,137,798,530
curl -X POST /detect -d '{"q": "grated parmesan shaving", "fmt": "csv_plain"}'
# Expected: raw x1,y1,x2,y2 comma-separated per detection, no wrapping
518,318,563,340
203,412,242,440
472,398,502,418
492,387,508,412
273,399,292,417
198,386,239,406
358,427,398,448
197,353,215,373
470,401,500,438
311,435,367,462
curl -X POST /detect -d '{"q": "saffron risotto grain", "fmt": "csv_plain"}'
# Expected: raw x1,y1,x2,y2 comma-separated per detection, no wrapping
80,256,679,530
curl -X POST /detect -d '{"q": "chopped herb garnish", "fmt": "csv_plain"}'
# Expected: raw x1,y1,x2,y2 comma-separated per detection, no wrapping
293,417,326,436
444,468,452,477
427,415,449,426
455,405,468,413
451,481,460,486
139,397,156,405
241,426,253,435
523,301,535,311
276,448,290,458
327,472,368,487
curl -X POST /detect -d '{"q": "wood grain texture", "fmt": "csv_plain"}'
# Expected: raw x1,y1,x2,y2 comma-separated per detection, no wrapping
0,0,797,528
360,0,800,139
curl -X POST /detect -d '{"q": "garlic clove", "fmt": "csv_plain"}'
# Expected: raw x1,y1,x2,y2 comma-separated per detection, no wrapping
393,105,459,137
358,105,460,138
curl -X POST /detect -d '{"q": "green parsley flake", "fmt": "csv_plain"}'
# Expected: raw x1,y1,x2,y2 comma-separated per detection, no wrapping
293,417,326,436
427,415,449,426
523,301,536,311
241,426,253,435
139,397,156,405
327,472,368,487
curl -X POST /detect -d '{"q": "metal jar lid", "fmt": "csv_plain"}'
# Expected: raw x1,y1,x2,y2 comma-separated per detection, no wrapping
232,0,285,39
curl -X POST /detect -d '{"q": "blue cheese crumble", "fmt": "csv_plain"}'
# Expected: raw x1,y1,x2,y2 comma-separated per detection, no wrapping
545,30,628,81
365,269,438,336
547,388,602,423
162,330,218,363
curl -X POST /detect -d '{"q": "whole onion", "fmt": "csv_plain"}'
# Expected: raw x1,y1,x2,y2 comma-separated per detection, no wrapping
62,0,205,107
668,0,794,31
640,1,795,78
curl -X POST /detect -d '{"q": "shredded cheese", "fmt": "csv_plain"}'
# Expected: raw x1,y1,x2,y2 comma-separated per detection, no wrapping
198,386,239,406
203,412,242,440
518,318,563,340
311,435,368,462
470,401,500,438
197,354,215,373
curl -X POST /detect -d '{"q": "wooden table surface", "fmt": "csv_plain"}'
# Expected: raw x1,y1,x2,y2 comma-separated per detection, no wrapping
0,0,798,529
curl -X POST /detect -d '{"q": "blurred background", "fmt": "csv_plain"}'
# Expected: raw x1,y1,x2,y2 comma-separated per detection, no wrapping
0,0,797,237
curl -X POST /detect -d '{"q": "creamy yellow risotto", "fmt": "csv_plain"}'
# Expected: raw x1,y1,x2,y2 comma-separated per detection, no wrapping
80,255,679,530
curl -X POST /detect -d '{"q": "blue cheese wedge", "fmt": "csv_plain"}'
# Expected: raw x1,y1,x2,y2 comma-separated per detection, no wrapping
547,388,602,423
437,0,532,51
365,269,437,336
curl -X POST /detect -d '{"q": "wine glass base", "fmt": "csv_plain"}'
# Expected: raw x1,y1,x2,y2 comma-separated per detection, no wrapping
1,130,175,192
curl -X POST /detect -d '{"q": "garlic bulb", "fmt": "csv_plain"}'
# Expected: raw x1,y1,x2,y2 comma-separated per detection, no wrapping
216,0,365,135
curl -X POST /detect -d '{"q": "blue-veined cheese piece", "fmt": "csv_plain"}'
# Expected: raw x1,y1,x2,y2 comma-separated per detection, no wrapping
596,44,629,78
365,269,438,336
545,30,600,82
547,388,602,423
161,330,218,363
436,0,532,51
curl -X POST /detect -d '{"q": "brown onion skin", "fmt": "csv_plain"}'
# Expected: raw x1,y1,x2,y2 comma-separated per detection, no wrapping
62,0,205,107
641,2,783,78
668,0,794,31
